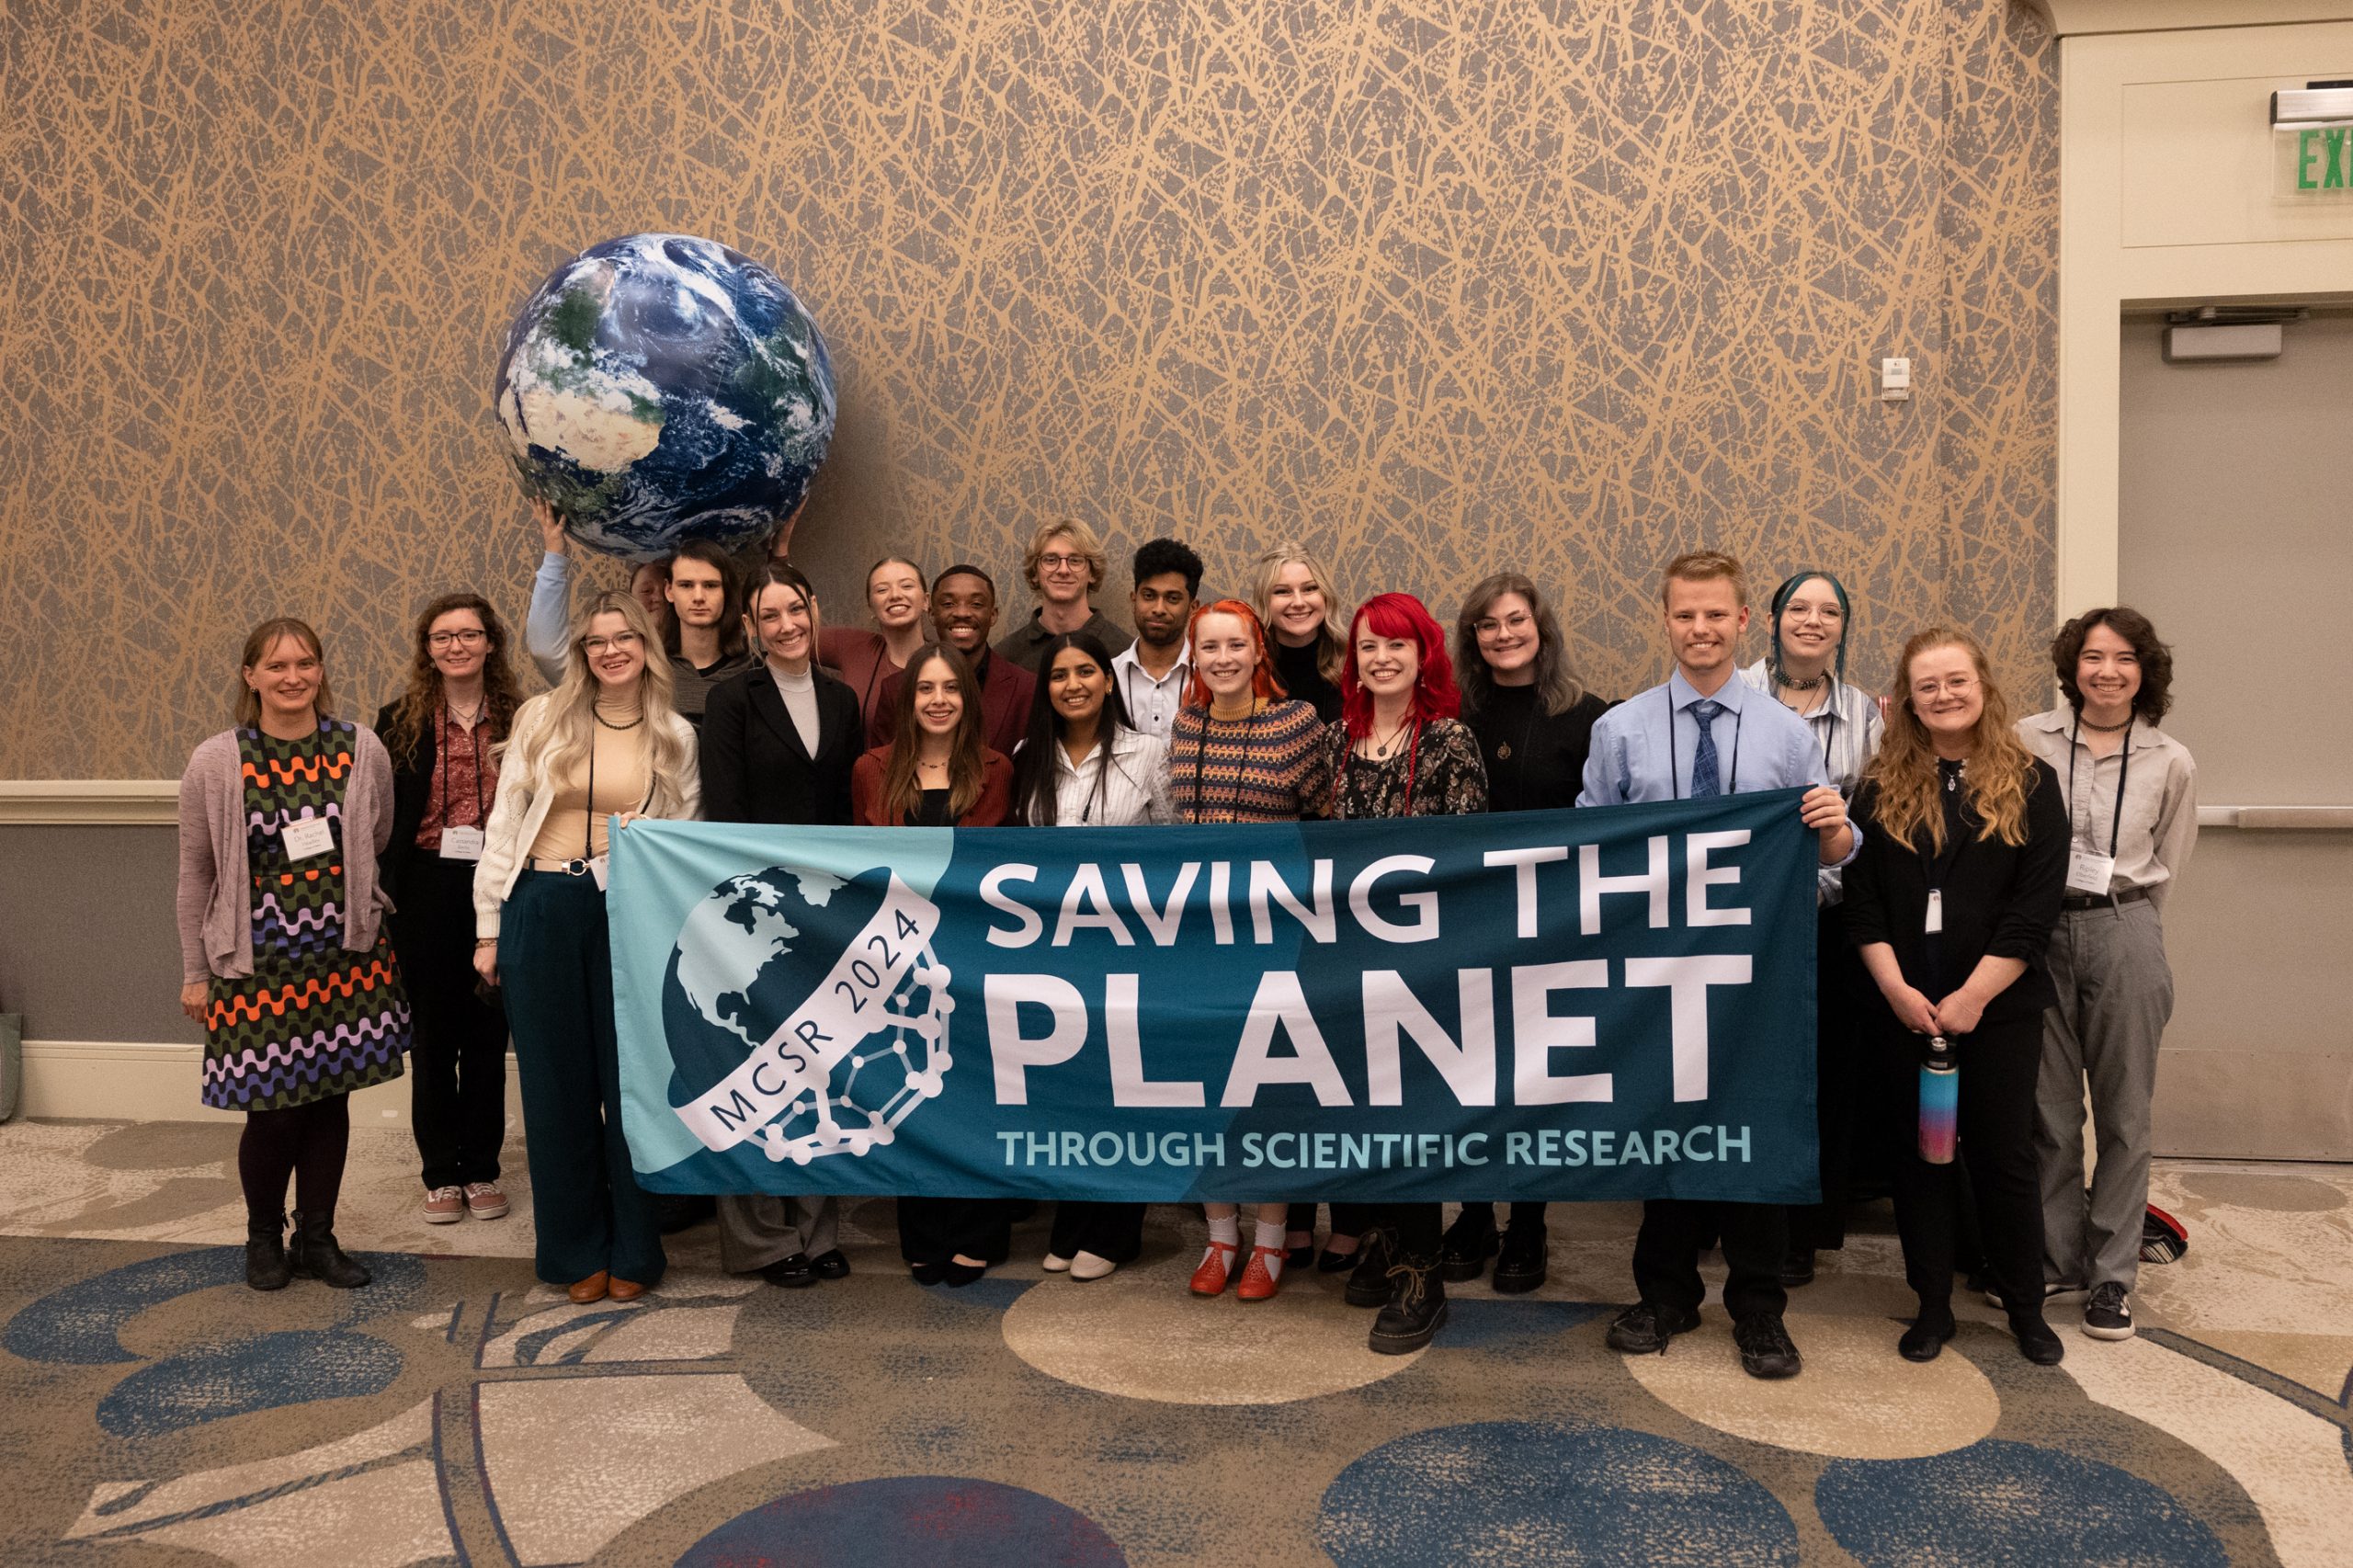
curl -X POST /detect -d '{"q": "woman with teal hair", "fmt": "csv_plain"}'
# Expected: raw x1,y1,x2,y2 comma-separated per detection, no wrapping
1741,570,1884,1288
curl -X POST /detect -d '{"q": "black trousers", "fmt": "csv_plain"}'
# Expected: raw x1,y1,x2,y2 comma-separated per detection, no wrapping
1288,1200,1381,1240
1453,1200,1549,1234
1789,908,1871,1251
1049,1202,1146,1263
1631,1199,1789,1322
392,854,508,1189
1879,1011,2045,1313
1383,1202,1443,1261
898,1198,1015,1266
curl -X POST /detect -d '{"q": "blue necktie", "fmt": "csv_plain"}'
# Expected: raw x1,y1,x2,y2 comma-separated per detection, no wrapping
1689,699,1723,799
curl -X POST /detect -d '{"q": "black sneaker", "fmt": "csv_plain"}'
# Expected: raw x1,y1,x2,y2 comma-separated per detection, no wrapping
1491,1225,1548,1294
1344,1229,1397,1308
1733,1313,1802,1379
1438,1210,1499,1282
1605,1301,1701,1355
2082,1282,2134,1341
1368,1261,1449,1355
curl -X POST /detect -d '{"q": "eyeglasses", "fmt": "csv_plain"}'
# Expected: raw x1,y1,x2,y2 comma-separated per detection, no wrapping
427,629,487,649
1037,552,1087,572
1472,614,1535,637
1912,676,1978,699
582,631,642,655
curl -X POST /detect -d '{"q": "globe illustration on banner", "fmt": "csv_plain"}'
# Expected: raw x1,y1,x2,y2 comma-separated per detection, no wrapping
662,867,951,1164
494,233,836,562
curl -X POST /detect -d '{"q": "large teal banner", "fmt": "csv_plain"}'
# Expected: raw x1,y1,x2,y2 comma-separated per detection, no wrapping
607,793,1819,1204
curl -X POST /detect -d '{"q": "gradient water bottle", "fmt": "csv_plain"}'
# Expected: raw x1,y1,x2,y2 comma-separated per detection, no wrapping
1917,1034,1958,1165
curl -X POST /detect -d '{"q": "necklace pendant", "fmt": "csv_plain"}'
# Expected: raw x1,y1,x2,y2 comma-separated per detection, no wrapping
1495,743,1512,760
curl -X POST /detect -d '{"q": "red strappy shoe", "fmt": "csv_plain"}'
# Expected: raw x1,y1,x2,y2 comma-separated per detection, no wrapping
1189,1241,1238,1295
1236,1244,1286,1301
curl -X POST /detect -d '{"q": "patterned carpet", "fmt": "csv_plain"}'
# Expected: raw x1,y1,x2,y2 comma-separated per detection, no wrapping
4,1119,2350,1566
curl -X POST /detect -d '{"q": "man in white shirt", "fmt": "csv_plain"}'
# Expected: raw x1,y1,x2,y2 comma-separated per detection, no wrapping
1108,538,1202,738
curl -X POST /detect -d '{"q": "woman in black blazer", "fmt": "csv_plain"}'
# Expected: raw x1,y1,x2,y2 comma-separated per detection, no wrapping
697,562,861,1289
374,593,525,1224
1846,628,2067,1367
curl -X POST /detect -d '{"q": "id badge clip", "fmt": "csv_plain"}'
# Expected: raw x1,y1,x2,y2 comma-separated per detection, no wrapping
438,826,485,862
2065,849,2116,896
588,855,610,892
281,816,335,860
1925,889,1944,934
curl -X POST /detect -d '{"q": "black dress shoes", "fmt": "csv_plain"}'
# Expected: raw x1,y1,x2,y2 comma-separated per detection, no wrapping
811,1249,850,1280
1438,1210,1499,1283
1491,1226,1548,1294
760,1253,818,1288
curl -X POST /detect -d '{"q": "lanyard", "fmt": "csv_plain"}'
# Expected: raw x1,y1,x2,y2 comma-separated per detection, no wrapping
437,706,485,827
2065,715,2130,859
1665,687,1742,800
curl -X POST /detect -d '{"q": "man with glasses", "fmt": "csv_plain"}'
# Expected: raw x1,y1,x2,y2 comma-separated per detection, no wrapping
1577,550,1858,1381
994,519,1133,674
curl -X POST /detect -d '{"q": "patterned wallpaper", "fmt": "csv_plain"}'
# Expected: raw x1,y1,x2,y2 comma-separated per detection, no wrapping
0,0,2054,779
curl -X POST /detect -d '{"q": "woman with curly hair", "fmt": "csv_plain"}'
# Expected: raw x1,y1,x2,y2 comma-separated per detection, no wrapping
1846,628,2068,1366
375,594,525,1226
2017,608,2198,1342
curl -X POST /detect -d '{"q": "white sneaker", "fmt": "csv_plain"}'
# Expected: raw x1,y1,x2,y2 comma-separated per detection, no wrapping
1069,1251,1118,1281
1041,1253,1072,1273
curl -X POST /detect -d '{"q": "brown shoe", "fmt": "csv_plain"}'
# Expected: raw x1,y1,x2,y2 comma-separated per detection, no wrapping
567,1271,609,1303
422,1187,464,1224
462,1183,509,1221
608,1278,647,1302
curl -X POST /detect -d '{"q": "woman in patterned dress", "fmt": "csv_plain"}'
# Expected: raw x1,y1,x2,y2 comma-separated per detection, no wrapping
1324,593,1488,1353
1165,599,1334,1303
176,618,410,1291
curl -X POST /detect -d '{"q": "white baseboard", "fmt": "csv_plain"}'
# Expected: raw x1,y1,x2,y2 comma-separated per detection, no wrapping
13,1040,524,1128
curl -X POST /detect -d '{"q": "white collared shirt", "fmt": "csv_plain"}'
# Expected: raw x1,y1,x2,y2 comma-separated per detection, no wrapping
1042,728,1172,825
1109,643,1191,738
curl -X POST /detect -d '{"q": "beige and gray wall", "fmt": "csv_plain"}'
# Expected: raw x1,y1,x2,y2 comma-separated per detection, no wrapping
0,2,2059,1079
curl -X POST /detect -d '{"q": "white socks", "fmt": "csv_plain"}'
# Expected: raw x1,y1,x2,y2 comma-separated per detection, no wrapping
1253,1219,1288,1284
1208,1214,1240,1248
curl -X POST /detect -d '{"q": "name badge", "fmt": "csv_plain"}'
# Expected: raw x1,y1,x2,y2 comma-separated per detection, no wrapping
588,854,610,892
2066,848,2117,896
1925,889,1944,934
281,816,335,860
438,825,484,862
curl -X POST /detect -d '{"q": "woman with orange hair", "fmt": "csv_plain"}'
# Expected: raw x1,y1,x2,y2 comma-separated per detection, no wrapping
1324,593,1487,1353
1846,628,2068,1366
1165,599,1333,1302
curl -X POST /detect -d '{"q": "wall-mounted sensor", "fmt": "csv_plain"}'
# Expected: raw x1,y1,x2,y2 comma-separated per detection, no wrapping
1880,357,1912,402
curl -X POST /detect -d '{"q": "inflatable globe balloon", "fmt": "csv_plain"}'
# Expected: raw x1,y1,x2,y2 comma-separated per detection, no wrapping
494,233,835,562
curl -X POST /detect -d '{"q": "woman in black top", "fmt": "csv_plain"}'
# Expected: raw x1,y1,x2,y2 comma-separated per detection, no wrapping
375,593,524,1226
699,562,865,1289
1438,573,1610,1291
1251,544,1348,722
1846,627,2067,1366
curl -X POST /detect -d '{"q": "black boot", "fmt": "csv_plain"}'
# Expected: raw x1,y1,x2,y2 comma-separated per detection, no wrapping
244,1211,291,1291
1438,1208,1499,1282
1344,1227,1397,1308
1369,1256,1448,1354
288,1210,371,1289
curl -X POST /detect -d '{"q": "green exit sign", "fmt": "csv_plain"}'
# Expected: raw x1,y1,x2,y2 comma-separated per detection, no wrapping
2282,124,2353,193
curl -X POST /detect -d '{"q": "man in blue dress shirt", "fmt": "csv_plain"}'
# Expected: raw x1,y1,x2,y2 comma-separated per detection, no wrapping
1578,551,1858,1379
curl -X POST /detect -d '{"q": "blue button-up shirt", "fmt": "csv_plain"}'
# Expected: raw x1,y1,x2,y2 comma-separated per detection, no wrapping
1578,670,1859,864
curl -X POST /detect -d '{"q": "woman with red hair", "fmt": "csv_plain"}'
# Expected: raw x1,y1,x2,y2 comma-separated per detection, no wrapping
1324,593,1488,1352
1166,598,1334,1303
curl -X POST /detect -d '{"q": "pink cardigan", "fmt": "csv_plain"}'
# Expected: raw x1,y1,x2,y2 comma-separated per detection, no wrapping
176,724,395,985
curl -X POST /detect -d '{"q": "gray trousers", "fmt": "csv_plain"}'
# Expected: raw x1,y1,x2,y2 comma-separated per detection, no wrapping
716,1194,839,1273
2035,899,2173,1291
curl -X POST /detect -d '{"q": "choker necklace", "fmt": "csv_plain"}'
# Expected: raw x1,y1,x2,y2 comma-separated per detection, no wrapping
1774,668,1827,692
2079,712,2131,734
595,708,644,731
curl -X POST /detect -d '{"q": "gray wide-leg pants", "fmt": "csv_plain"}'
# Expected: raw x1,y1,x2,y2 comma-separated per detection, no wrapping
2035,899,2174,1292
717,1193,840,1273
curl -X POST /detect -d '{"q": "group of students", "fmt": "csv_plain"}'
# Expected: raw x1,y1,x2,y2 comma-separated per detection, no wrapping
175,516,2196,1379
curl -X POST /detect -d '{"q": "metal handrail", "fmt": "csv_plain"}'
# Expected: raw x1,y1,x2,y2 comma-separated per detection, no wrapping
2196,806,2353,830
